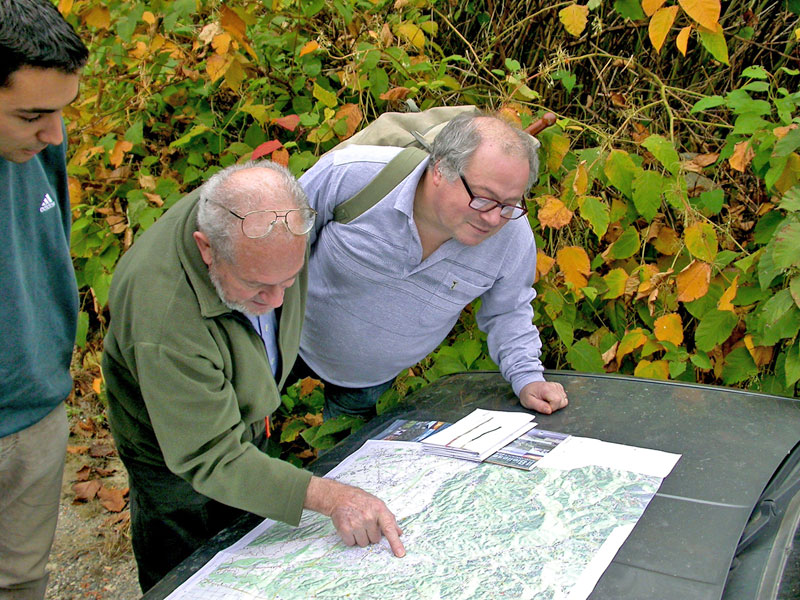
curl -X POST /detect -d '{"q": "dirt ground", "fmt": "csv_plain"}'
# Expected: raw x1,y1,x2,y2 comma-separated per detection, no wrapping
45,426,140,600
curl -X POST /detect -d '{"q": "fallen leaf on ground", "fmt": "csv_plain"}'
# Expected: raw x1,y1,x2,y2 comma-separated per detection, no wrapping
72,480,102,503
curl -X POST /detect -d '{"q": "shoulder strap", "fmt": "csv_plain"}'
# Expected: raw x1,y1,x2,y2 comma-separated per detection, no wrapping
333,147,429,224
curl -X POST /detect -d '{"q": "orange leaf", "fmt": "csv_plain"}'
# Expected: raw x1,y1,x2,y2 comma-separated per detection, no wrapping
272,114,300,132
299,40,319,57
252,140,283,160
654,313,684,345
676,260,711,302
642,0,667,16
744,335,773,367
68,176,82,207
677,0,721,31
729,140,755,172
649,6,679,53
220,5,247,40
98,486,128,513
610,92,627,108
379,87,411,101
72,480,101,503
300,377,322,397
634,359,670,380
206,53,231,83
66,445,89,454
538,195,574,229
556,246,590,291
92,377,102,394
84,6,110,29
676,25,692,55
652,225,681,255
212,33,232,55
718,275,738,312
535,250,555,282
272,147,289,166
58,0,74,17
109,140,133,168
334,103,363,141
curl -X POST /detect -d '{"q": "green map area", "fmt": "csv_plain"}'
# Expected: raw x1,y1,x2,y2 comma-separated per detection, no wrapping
168,441,663,600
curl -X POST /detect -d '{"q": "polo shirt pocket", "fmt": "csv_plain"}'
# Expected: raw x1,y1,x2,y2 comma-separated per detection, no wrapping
419,271,492,329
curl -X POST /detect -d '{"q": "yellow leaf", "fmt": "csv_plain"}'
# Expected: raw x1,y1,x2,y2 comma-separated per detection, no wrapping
676,25,692,55
334,103,363,141
68,176,82,207
729,140,754,172
535,251,555,282
545,134,571,172
676,260,711,302
648,6,679,53
223,57,246,92
299,40,319,57
570,162,589,196
58,0,74,17
642,0,667,16
684,221,718,263
677,0,720,31
617,328,648,366
559,4,589,37
557,246,590,292
538,196,574,229
142,10,156,25
206,53,231,83
92,377,102,394
652,225,681,255
654,313,684,345
773,153,800,195
212,33,232,55
603,268,629,299
396,22,425,50
718,275,738,312
84,6,110,29
634,359,670,380
220,5,247,40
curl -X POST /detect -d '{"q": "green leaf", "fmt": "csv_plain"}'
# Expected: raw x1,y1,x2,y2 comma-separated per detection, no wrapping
280,419,307,443
785,342,800,387
642,135,681,175
566,339,605,372
740,65,769,80
690,95,725,113
632,170,665,220
604,150,637,198
75,311,89,348
613,0,646,20
698,26,729,65
774,127,800,158
772,219,800,270
607,227,640,260
696,188,725,215
695,309,738,351
690,350,713,370
790,275,800,309
455,338,482,368
779,187,800,212
124,120,144,145
579,196,610,238
758,242,783,290
553,317,574,348
169,124,210,149
721,347,757,385
313,82,338,108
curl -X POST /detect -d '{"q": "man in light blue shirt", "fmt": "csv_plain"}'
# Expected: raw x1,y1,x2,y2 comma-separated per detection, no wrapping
297,113,568,419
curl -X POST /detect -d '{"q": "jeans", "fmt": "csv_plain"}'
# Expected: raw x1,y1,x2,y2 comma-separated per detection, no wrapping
290,355,395,420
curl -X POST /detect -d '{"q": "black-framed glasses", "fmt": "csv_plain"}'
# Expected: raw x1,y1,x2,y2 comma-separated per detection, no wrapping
460,175,528,220
208,200,317,238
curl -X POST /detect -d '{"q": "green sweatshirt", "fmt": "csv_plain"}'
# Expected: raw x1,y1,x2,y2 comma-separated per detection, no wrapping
102,190,312,525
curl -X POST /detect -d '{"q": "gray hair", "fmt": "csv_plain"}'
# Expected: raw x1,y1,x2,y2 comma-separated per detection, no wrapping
196,160,310,263
429,113,540,191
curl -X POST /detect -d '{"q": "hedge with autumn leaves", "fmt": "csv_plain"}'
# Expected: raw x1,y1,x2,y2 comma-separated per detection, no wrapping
59,0,800,453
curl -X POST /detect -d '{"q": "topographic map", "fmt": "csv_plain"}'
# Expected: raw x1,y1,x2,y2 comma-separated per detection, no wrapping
167,438,679,600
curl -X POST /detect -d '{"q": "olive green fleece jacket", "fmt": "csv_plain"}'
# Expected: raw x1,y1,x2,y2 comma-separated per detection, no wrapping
102,190,312,526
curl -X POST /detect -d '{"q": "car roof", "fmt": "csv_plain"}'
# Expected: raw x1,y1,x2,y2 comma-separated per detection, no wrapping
315,371,800,600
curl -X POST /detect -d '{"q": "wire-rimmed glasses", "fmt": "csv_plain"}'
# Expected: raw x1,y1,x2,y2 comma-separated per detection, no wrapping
209,200,317,238
460,175,528,220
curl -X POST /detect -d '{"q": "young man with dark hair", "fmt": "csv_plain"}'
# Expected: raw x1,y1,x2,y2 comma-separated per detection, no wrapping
0,1,88,598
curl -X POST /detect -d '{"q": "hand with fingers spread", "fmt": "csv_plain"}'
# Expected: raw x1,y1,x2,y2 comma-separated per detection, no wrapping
519,381,569,415
304,476,406,557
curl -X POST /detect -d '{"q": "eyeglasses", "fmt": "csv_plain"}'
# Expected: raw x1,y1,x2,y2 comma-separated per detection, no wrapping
208,200,317,238
460,175,528,220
